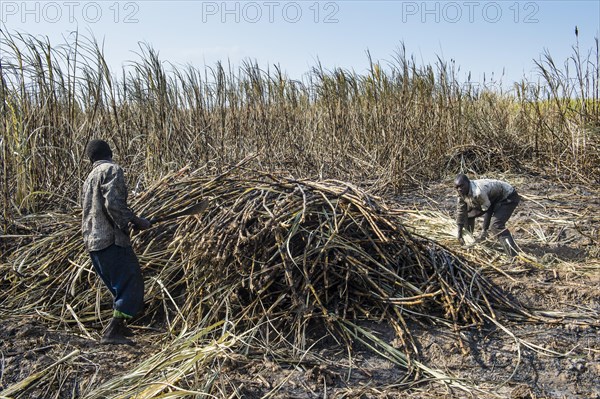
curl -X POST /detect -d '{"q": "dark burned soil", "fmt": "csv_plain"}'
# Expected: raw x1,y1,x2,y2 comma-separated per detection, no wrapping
1,174,599,399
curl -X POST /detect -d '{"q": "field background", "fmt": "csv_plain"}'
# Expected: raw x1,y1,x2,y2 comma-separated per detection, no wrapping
1,33,598,218
1,32,599,398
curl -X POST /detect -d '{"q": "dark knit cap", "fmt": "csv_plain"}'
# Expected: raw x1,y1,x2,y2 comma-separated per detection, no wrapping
86,139,113,162
454,173,469,187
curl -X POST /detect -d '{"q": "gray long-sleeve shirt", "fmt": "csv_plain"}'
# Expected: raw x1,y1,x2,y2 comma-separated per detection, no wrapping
456,179,515,226
82,160,135,251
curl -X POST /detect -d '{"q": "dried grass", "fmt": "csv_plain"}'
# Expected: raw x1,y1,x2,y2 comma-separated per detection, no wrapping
5,166,593,397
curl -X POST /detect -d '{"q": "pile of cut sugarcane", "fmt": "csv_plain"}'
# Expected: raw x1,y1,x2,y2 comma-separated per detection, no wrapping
1,165,539,394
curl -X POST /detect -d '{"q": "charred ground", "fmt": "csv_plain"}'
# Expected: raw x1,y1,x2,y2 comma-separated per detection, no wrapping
1,173,599,399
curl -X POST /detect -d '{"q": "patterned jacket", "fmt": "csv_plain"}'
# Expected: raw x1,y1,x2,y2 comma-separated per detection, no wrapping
82,160,135,251
456,179,516,227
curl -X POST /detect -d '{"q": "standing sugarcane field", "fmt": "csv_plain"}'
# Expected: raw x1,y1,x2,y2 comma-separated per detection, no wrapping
1,6,600,398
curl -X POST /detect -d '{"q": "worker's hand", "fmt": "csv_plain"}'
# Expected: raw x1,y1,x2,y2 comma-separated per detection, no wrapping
132,216,152,230
457,227,465,246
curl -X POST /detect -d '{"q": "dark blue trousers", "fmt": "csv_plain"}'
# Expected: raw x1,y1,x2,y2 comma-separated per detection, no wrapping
89,244,144,317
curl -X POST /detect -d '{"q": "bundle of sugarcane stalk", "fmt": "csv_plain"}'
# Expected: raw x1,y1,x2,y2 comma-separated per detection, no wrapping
1,165,539,395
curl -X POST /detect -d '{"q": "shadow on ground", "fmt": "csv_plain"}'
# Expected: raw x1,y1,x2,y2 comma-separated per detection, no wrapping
521,242,588,262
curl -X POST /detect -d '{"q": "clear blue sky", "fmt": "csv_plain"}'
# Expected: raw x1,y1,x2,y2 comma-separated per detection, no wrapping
1,1,599,86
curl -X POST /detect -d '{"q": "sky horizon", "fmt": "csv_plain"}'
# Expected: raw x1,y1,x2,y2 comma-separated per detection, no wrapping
1,1,599,88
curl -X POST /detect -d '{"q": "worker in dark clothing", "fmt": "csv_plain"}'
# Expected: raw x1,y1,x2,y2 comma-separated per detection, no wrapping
82,139,151,345
454,174,520,257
